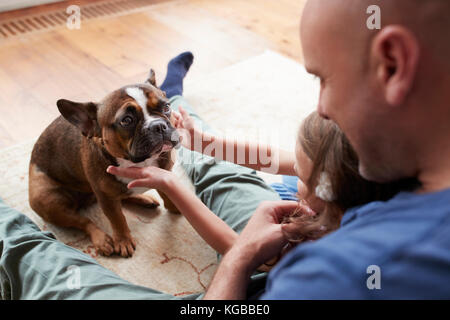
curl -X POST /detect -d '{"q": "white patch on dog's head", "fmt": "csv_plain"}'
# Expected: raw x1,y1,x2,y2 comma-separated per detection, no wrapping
125,86,158,126
125,87,147,109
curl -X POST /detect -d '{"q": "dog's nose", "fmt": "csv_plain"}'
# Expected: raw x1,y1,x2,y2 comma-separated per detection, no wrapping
149,119,168,134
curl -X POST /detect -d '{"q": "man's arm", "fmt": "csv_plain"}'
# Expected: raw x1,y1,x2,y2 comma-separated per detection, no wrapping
204,246,254,300
204,201,307,299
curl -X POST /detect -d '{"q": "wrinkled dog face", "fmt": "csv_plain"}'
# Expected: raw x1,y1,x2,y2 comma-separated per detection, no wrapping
100,84,179,163
57,70,180,163
125,85,178,162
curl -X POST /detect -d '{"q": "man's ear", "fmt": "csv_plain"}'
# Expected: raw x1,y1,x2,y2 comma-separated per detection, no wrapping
145,69,157,87
371,25,420,106
57,99,100,138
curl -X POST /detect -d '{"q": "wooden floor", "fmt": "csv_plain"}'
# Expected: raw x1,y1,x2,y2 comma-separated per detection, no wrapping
0,0,306,148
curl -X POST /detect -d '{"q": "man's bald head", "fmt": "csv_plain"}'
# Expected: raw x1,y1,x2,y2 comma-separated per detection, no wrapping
301,0,450,190
366,0,449,67
302,0,450,71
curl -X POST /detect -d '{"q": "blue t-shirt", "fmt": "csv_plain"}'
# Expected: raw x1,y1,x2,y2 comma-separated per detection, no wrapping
261,188,450,299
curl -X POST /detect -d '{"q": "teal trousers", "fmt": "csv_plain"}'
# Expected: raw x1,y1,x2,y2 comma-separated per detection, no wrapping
0,96,280,300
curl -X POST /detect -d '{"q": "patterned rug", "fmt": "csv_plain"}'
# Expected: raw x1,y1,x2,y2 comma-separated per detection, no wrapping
0,50,318,296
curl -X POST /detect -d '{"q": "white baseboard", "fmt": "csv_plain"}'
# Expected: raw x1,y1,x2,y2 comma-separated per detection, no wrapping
0,0,65,13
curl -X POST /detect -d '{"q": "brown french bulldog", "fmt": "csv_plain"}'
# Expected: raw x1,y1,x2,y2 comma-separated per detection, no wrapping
28,70,180,257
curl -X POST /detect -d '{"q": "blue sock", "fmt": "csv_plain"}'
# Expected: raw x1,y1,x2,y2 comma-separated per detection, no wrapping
160,52,194,98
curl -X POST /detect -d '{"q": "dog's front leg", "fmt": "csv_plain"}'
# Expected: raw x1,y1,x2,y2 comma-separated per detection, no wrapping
96,192,136,257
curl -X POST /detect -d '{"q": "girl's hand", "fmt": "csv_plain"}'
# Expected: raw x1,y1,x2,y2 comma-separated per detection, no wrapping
106,166,175,192
172,106,200,149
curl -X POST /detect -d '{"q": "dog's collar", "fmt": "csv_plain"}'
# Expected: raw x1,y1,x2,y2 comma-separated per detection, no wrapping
99,142,118,167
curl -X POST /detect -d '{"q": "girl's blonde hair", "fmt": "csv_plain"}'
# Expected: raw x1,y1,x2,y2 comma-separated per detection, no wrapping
282,111,417,243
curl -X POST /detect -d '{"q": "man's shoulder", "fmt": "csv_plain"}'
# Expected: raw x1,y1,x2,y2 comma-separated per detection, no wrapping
342,189,450,228
315,189,450,258
262,190,450,299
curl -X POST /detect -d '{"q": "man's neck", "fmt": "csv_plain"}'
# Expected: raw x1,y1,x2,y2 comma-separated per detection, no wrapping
417,138,450,194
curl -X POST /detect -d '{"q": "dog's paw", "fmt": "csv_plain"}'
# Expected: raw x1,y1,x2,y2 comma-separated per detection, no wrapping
164,200,180,214
113,233,137,257
123,194,160,209
89,229,115,256
167,205,181,214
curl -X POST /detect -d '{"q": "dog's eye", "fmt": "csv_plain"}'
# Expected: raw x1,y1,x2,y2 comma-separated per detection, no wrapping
120,116,134,127
163,104,171,114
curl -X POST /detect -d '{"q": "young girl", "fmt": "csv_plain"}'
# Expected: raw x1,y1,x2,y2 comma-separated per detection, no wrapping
277,111,415,248
107,107,415,269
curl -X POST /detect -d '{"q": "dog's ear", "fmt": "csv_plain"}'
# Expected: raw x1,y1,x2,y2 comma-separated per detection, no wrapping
57,99,100,138
145,69,157,87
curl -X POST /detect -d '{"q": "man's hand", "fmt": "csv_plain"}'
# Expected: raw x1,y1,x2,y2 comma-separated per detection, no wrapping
204,200,314,300
232,201,301,271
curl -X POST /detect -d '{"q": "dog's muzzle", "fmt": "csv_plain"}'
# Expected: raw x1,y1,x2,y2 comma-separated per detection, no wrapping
129,119,180,163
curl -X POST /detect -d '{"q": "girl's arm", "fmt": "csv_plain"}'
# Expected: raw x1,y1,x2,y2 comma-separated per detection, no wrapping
191,131,297,176
162,177,238,255
173,107,297,176
107,166,237,255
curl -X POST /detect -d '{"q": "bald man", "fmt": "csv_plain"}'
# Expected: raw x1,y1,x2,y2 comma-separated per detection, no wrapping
204,0,450,299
